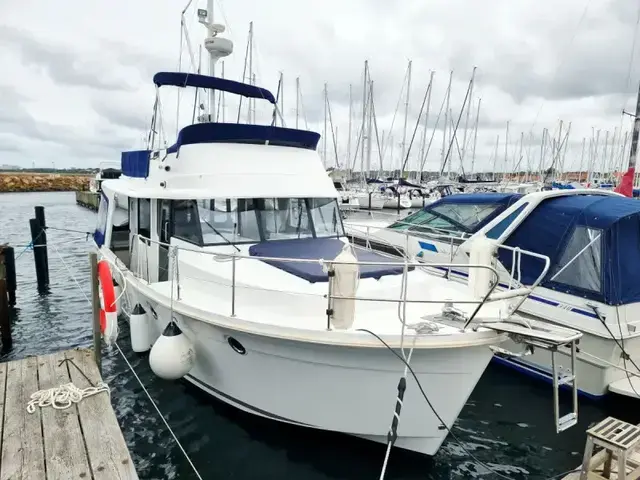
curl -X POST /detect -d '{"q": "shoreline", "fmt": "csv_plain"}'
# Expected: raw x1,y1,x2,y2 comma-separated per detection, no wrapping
0,173,91,193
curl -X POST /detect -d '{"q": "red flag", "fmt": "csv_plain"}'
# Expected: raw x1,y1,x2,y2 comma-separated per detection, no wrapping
615,167,635,197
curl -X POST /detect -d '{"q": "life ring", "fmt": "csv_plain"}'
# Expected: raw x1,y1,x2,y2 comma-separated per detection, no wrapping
97,260,118,345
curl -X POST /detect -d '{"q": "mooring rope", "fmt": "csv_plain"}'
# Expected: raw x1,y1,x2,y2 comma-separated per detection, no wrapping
26,382,110,414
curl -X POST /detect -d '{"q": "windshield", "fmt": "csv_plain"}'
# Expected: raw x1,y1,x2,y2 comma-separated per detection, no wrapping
389,203,501,235
183,197,344,246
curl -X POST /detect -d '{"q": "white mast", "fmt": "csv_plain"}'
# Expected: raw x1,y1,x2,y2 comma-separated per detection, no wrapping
198,1,232,121
503,121,510,182
366,81,374,176
471,97,481,175
461,66,476,172
323,82,328,168
278,72,284,127
418,71,435,180
441,71,453,178
360,60,369,178
492,134,499,180
400,60,412,172
295,77,300,129
347,84,353,171
246,22,254,123
578,137,586,183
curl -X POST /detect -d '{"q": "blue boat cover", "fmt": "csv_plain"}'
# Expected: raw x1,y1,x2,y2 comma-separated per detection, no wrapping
153,72,277,104
121,150,151,178
166,123,320,154
499,194,640,305
248,238,409,283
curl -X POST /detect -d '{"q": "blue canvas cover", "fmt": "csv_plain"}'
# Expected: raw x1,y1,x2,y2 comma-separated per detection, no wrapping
121,150,150,178
166,123,320,154
248,238,409,283
153,72,276,104
498,194,640,305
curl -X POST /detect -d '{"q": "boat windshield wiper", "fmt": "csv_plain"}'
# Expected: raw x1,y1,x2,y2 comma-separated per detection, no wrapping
201,217,240,252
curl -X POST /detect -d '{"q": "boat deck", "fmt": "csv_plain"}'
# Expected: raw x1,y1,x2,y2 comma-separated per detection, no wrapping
0,348,137,479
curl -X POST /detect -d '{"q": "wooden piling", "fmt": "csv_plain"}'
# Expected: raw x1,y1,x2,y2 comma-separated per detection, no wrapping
29,219,48,292
0,278,10,351
34,206,49,286
89,252,102,375
3,246,16,306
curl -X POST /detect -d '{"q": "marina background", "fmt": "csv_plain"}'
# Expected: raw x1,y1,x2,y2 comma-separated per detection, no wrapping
2,190,636,480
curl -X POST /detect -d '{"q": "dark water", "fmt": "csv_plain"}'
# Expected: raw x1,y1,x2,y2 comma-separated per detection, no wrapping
0,191,635,479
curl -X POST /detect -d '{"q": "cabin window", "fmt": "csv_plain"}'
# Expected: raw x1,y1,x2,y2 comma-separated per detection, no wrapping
486,204,527,240
138,198,151,239
257,198,313,240
551,226,602,293
94,193,109,247
173,200,202,245
309,198,344,237
198,199,262,244
110,195,130,252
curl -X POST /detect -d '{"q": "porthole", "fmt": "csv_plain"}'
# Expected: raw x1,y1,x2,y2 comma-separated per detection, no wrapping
227,336,246,355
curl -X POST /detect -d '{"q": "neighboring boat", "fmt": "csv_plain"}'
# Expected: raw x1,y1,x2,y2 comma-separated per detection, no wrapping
332,180,360,211
350,189,640,399
89,162,122,194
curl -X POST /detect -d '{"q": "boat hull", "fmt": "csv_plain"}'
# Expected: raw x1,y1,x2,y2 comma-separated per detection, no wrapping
128,288,494,455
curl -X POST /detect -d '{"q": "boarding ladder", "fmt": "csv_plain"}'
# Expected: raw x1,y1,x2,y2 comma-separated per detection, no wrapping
483,317,581,433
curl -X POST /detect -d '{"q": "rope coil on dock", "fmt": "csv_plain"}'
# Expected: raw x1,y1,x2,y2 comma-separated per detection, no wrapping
26,382,110,414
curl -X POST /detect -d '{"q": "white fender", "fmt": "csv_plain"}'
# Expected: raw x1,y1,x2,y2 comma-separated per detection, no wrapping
129,303,150,353
467,235,497,299
149,322,195,380
329,244,360,330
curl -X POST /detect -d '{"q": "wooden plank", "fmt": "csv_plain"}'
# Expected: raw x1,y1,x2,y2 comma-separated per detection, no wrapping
38,351,91,480
65,349,137,479
1,356,46,480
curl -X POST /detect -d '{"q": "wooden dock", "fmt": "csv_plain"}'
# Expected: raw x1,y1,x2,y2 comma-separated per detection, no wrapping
0,348,137,479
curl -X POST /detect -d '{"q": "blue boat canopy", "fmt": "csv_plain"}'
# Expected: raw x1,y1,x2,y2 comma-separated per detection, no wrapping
499,194,640,306
153,72,277,104
166,123,320,154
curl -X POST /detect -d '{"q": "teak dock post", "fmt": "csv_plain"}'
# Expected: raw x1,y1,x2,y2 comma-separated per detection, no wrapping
0,247,13,350
0,349,138,479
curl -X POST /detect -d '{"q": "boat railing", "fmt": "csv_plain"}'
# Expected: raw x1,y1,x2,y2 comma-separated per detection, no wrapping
127,233,551,331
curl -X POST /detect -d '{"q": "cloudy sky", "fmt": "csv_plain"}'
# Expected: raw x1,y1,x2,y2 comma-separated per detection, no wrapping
1,0,639,174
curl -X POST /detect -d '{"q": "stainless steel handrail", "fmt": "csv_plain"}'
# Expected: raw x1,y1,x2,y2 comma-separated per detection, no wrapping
128,233,549,328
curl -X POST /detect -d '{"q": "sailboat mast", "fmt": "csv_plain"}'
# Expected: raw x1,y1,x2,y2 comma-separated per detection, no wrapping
323,82,328,168
461,67,476,173
419,71,435,180
442,71,452,178
503,121,510,182
366,81,374,176
360,60,369,178
400,60,412,174
207,0,215,117
295,77,300,129
492,134,499,180
347,84,353,171
471,98,481,175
